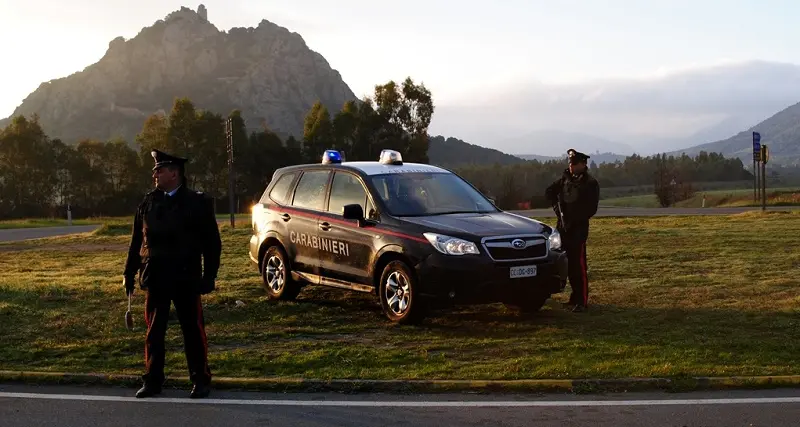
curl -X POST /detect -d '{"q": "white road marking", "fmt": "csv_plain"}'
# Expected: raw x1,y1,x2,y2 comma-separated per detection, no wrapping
0,392,799,407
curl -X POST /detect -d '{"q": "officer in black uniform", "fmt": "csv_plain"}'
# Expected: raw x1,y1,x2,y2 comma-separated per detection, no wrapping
545,149,600,312
123,149,222,398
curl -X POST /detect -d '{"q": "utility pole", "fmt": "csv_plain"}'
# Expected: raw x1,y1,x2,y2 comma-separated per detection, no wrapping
225,118,236,228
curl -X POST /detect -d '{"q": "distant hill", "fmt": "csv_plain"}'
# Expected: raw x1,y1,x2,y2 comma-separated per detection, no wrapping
670,101,800,166
498,129,636,157
516,152,628,165
0,5,356,143
427,135,527,167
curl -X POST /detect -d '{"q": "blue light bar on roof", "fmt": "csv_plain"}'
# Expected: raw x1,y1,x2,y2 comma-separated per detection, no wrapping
322,149,342,164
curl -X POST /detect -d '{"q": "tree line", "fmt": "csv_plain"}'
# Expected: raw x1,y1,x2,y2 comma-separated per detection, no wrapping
0,77,434,219
453,151,753,209
0,74,756,218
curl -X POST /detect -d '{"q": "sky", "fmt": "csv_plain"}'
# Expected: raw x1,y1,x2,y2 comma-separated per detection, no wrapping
2,0,800,149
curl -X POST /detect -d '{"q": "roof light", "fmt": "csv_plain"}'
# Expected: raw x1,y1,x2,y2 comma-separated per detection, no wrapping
379,149,403,165
322,149,342,164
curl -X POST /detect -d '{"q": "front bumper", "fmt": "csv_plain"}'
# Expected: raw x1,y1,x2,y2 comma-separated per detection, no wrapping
248,234,260,271
414,249,568,304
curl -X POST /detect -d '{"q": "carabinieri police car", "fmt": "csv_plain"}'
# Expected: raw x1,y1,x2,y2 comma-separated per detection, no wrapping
249,149,569,324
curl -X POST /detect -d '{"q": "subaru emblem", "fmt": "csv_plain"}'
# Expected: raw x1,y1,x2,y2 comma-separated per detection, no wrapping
511,239,526,249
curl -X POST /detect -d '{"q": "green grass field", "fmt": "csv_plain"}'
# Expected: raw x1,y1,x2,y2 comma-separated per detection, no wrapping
602,187,800,208
1,212,798,382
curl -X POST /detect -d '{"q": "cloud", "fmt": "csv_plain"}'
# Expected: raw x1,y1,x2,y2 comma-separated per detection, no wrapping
429,60,800,153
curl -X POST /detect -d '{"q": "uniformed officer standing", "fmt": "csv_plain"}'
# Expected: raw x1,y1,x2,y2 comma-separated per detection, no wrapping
123,149,222,398
545,149,600,312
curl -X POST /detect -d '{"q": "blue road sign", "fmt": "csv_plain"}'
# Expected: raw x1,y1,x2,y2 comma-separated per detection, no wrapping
753,132,761,161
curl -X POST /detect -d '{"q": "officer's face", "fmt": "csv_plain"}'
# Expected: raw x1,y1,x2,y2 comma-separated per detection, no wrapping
152,166,178,190
569,161,586,175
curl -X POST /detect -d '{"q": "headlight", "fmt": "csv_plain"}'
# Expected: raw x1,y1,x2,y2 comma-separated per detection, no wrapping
423,233,480,255
548,229,562,251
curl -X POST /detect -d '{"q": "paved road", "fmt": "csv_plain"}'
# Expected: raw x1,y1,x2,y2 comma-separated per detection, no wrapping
0,225,100,243
517,205,800,217
0,384,798,426
1,206,797,243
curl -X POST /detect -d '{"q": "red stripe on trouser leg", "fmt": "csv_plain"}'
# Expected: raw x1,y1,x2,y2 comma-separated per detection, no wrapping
196,296,210,375
580,243,588,306
144,292,150,362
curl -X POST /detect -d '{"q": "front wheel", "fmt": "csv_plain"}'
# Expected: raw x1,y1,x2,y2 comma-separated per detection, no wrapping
378,260,427,324
261,246,301,300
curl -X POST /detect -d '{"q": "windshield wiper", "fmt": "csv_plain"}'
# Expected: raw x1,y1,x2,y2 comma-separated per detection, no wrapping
425,210,493,216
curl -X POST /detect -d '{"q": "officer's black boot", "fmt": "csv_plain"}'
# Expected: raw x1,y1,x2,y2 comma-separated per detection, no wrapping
135,382,162,398
190,383,210,399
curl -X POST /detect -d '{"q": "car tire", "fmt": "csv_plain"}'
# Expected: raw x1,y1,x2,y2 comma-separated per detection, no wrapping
378,260,426,324
261,246,301,300
504,288,550,313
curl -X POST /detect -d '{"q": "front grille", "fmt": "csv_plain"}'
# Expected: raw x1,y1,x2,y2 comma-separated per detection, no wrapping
483,235,548,261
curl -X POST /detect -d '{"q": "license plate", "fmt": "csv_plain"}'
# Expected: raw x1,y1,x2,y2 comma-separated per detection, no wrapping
509,265,537,279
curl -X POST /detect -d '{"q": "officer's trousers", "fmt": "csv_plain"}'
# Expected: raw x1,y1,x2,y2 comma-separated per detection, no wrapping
563,232,589,306
142,284,211,386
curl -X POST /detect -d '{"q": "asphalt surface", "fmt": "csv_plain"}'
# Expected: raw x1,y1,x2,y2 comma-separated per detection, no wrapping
0,384,798,426
0,225,100,243
518,205,800,217
0,206,797,243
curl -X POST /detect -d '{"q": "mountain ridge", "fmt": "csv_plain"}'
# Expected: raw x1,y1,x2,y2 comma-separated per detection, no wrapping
668,100,800,166
0,5,357,144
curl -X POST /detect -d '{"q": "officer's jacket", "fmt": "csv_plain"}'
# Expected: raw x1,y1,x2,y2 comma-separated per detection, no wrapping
545,169,600,237
124,186,222,289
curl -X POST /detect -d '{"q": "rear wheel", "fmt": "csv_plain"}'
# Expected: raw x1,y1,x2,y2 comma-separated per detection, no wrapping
261,246,301,300
378,260,427,324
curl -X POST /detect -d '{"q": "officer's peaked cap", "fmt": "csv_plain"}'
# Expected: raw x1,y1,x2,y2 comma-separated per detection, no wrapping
567,148,590,163
151,149,188,171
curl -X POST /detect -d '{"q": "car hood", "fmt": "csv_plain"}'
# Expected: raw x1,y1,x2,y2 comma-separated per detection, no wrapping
398,211,550,238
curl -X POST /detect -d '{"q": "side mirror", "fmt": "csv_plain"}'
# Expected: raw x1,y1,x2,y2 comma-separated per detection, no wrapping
488,197,496,205
342,204,364,221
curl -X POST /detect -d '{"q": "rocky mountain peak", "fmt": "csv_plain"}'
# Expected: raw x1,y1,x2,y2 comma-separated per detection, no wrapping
2,6,357,143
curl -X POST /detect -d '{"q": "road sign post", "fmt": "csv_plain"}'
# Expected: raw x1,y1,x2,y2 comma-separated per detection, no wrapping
760,144,769,211
752,132,761,203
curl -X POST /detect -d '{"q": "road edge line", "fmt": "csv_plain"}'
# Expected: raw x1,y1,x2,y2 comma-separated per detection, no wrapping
1,371,799,394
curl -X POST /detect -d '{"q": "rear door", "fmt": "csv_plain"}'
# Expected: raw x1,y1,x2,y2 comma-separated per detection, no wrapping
285,169,332,283
317,170,380,286
250,170,299,262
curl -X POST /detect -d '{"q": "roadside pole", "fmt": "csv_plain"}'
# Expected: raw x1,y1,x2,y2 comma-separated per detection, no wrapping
752,132,760,203
225,118,236,229
760,145,769,211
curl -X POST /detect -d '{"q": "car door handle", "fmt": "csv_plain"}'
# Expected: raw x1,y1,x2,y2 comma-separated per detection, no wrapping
319,222,331,231
280,213,291,222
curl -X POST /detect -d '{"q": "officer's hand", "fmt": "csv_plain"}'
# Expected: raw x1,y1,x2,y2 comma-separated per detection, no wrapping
123,275,135,296
199,277,215,295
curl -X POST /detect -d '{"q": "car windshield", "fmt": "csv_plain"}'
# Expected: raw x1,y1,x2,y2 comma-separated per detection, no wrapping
369,172,498,217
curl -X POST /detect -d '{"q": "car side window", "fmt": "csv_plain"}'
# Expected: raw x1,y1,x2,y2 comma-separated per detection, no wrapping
291,170,330,211
328,172,369,216
265,172,297,205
